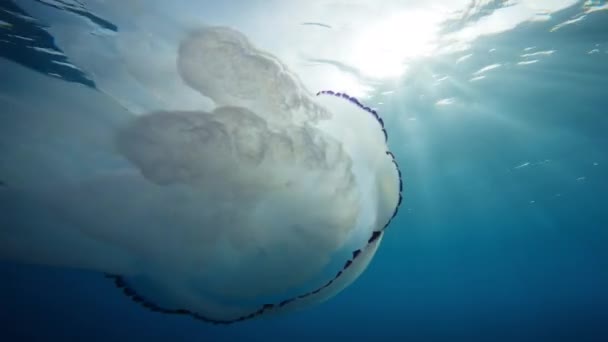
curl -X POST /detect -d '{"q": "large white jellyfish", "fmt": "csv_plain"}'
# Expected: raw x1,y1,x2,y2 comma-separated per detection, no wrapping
0,26,403,324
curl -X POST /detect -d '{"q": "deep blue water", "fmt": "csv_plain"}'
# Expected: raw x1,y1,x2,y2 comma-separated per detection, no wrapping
1,1,608,341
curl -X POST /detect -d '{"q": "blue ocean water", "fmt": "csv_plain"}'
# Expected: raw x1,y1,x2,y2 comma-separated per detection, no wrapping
1,0,607,341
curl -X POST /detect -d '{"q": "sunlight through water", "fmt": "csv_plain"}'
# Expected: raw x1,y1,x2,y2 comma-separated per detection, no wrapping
1,0,608,336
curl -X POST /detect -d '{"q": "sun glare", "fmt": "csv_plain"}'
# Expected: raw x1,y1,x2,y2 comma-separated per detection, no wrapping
351,10,444,79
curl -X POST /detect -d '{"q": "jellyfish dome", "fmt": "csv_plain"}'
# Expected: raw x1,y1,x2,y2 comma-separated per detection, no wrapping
0,26,403,324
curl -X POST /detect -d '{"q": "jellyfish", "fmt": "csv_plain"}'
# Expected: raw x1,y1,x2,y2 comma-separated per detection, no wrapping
0,26,403,324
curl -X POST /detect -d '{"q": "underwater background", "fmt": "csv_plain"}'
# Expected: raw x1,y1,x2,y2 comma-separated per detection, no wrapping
1,0,607,341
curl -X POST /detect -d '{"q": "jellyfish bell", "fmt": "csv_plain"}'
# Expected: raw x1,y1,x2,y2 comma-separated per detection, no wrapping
104,92,401,323
0,26,403,324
